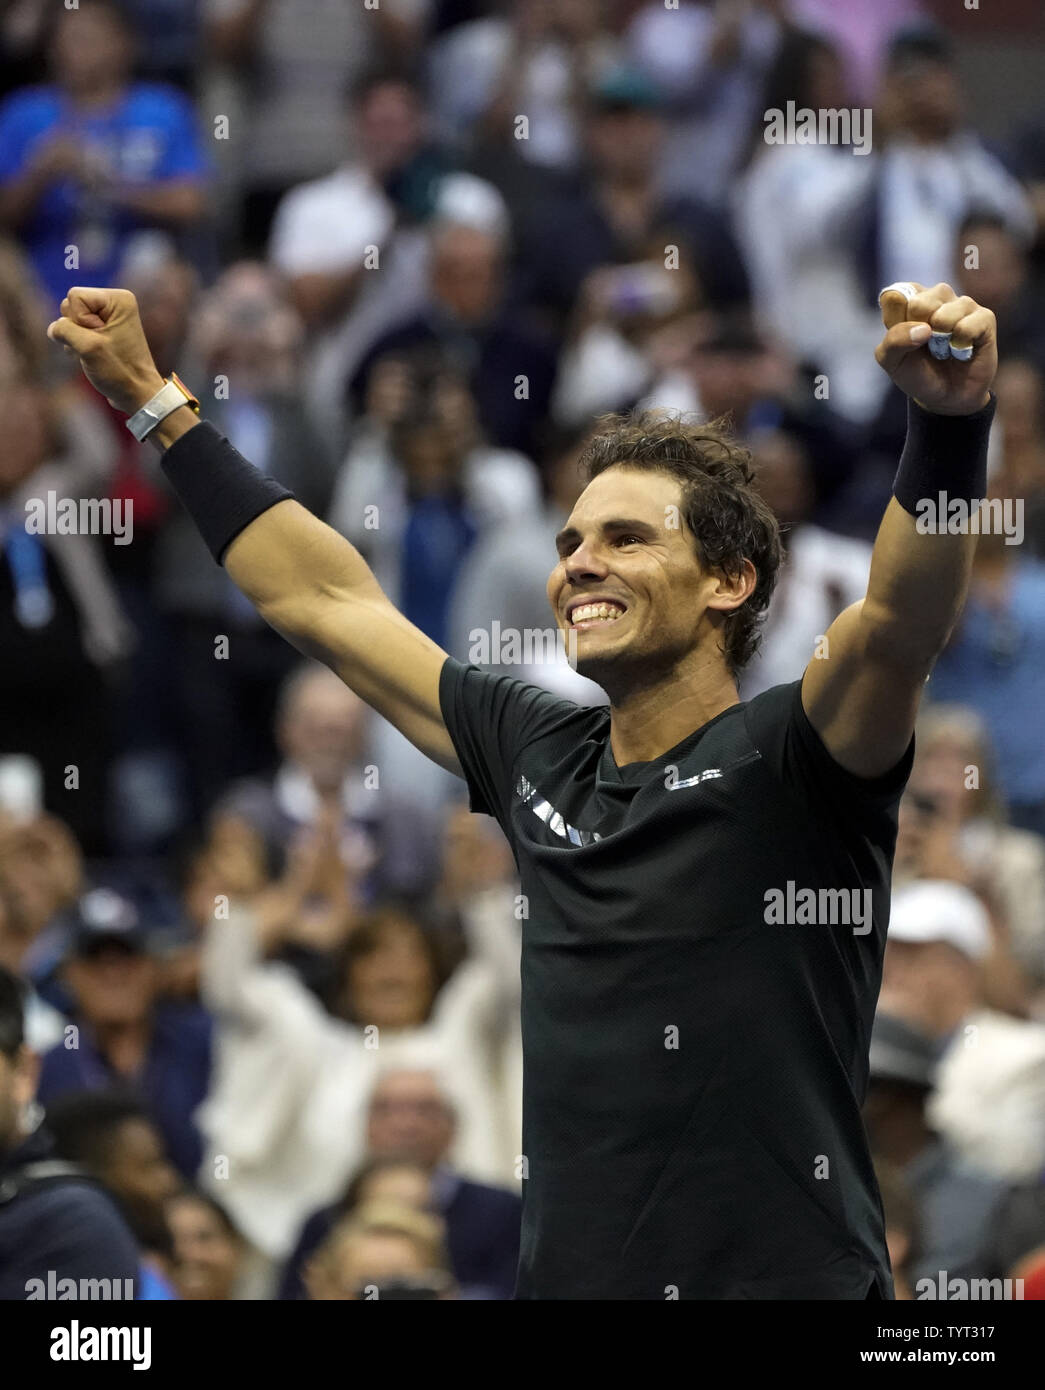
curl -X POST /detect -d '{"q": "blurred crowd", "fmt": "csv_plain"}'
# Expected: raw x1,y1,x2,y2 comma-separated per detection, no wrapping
1,0,1044,1300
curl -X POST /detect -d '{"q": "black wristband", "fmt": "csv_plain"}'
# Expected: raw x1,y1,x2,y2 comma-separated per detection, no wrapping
160,421,295,564
891,393,996,518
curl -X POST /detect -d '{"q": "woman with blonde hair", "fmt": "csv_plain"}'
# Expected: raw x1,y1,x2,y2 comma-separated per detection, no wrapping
305,1200,455,1300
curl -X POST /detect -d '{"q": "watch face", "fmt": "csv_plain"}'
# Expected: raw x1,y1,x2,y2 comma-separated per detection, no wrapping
170,374,199,409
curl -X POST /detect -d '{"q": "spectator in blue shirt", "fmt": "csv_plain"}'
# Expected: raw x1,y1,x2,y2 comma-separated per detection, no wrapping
0,0,208,306
929,523,1045,840
35,888,212,1180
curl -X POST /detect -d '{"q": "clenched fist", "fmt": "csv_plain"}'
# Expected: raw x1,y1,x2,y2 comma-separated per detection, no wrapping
875,281,997,416
47,287,164,415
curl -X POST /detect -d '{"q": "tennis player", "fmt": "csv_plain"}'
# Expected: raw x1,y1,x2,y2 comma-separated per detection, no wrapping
48,280,997,1299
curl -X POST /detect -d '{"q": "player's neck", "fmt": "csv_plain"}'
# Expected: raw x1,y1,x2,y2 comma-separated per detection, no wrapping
607,657,739,768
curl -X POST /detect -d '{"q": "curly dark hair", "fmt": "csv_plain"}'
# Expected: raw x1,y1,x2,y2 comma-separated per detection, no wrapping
579,411,782,675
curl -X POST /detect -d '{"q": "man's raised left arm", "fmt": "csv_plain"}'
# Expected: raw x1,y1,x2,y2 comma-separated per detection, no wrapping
801,280,998,778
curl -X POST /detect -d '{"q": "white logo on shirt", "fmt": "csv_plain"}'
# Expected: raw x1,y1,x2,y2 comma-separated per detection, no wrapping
666,768,722,790
664,751,761,790
515,775,602,846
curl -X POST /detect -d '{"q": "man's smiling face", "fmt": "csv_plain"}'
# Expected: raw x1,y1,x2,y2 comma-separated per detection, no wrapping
547,466,725,690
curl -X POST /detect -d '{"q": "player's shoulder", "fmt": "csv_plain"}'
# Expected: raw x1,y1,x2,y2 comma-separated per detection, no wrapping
742,678,802,726
745,675,914,817
441,656,605,739
735,678,809,770
442,655,583,709
743,674,849,760
686,681,801,771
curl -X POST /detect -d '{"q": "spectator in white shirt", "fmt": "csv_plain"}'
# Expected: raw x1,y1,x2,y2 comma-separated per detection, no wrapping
197,882,521,1264
734,30,886,424
868,26,1034,295
268,72,421,334
427,0,618,173
204,0,430,251
627,0,785,208
737,25,1034,425
269,70,508,453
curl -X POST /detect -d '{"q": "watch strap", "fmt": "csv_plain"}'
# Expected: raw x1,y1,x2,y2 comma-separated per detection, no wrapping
126,375,201,442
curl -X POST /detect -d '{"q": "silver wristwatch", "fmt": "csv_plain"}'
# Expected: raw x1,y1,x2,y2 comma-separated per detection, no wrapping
125,374,200,442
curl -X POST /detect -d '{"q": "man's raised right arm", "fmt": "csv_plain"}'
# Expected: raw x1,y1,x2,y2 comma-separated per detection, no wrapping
46,287,462,776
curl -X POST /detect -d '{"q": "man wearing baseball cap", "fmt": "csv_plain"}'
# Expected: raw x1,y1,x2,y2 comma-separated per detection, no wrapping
35,888,212,1180
879,879,991,1040
881,878,1045,1186
865,1005,1004,1290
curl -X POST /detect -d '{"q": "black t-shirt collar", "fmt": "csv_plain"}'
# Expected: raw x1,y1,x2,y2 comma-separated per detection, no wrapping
597,701,742,787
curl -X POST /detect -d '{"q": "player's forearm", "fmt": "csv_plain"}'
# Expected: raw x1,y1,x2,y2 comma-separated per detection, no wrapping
861,394,996,671
156,415,380,649
861,499,976,672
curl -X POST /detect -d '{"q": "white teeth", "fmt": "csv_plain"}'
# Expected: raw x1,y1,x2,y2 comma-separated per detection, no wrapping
571,603,624,624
